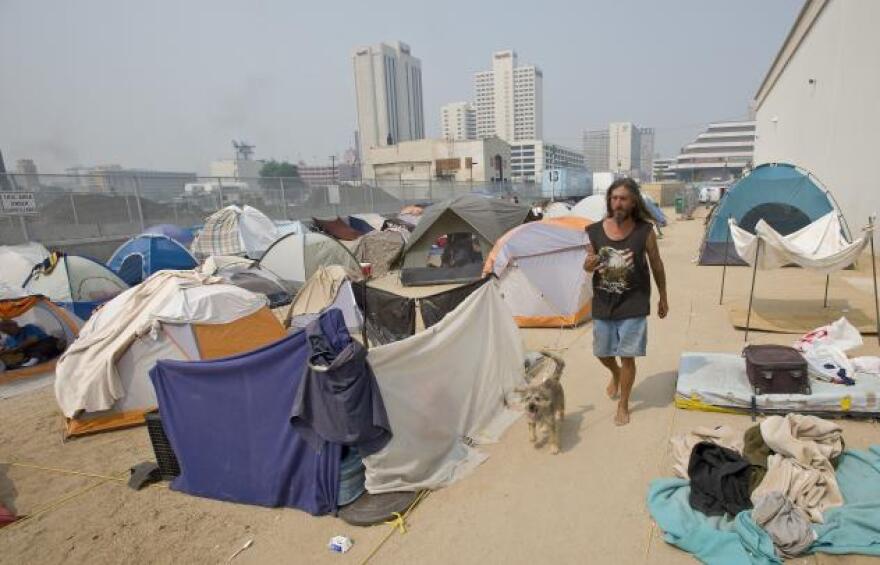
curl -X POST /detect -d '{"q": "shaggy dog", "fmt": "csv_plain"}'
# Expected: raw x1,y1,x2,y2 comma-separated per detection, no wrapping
517,351,565,454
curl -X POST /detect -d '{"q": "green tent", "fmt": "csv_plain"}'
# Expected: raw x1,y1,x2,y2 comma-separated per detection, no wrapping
401,194,530,286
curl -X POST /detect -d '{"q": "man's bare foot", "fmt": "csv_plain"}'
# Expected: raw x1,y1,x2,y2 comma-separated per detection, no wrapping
614,405,630,426
606,378,620,400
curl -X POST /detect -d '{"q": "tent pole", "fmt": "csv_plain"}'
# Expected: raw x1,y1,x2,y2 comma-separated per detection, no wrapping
360,280,369,352
823,274,830,308
745,238,760,343
869,216,880,346
719,215,731,305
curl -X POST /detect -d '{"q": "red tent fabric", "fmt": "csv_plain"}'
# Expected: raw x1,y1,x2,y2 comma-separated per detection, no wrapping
313,217,364,241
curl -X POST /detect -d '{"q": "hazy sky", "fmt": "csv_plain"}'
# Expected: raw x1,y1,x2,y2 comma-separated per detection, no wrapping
0,0,802,175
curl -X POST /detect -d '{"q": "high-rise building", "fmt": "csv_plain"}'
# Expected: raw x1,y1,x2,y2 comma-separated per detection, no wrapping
14,159,40,190
441,102,477,141
510,140,587,183
352,41,425,157
669,120,755,182
638,127,655,181
474,50,543,143
583,129,610,173
609,122,642,178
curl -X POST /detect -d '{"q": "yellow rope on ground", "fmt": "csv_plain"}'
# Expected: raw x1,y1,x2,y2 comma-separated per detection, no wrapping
358,489,430,565
2,477,114,531
0,461,169,488
643,392,680,562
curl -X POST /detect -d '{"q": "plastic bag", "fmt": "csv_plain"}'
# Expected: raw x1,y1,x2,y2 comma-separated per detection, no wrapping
793,317,862,353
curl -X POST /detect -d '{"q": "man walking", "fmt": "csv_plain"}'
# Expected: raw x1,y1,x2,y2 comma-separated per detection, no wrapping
584,178,668,425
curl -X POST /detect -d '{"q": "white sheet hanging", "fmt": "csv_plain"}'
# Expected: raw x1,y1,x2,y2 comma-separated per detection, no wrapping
728,213,869,275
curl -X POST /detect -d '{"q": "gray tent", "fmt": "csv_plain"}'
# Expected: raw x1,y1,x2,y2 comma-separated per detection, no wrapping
401,194,530,286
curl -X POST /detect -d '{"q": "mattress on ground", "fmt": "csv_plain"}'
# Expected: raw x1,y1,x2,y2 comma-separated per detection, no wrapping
676,352,880,415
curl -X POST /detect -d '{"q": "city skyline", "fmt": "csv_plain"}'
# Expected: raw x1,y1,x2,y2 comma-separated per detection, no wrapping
0,0,801,174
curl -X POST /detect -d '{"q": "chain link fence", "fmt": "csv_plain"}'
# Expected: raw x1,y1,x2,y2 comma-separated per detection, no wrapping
0,172,550,258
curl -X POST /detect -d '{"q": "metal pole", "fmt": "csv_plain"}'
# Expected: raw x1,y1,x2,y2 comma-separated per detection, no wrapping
69,192,79,225
279,177,290,220
869,216,880,346
744,238,761,343
719,216,731,304
216,177,225,210
18,215,28,242
823,274,830,308
132,176,146,231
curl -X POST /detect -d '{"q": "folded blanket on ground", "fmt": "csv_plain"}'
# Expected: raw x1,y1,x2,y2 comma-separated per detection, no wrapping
752,492,815,558
648,445,880,564
670,425,744,479
688,442,752,517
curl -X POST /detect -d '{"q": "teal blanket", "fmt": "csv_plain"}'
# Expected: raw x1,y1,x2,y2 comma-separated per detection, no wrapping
647,446,880,563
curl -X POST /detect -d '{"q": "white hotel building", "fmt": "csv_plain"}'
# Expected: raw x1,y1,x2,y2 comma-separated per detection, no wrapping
440,102,477,141
474,50,543,143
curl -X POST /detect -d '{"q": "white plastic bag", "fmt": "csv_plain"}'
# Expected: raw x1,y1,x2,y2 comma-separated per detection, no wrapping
803,344,855,383
794,317,862,354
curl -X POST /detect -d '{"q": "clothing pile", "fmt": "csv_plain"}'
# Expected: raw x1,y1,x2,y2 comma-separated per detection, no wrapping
657,414,879,561
793,317,880,385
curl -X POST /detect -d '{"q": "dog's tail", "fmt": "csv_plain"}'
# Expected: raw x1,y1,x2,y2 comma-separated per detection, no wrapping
538,350,565,381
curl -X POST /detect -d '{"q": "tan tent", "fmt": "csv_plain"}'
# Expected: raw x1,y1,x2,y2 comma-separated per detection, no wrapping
55,272,285,436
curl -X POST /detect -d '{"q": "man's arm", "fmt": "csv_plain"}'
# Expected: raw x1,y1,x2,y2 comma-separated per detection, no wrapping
646,230,668,318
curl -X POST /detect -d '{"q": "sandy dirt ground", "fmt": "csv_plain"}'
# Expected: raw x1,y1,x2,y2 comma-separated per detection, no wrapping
2,209,880,564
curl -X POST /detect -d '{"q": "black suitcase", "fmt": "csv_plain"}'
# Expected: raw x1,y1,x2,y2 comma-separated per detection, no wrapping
743,345,811,396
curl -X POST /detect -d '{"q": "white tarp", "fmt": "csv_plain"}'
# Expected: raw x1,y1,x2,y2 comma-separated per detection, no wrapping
239,205,279,258
55,271,266,417
0,242,48,288
364,281,525,493
729,213,869,275
542,202,572,218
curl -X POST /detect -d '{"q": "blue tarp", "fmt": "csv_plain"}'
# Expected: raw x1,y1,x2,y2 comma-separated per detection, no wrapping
108,234,197,285
645,199,668,227
149,321,343,515
699,163,837,265
647,445,880,563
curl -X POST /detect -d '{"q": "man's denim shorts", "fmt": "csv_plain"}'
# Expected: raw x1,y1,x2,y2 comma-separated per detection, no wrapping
593,317,647,358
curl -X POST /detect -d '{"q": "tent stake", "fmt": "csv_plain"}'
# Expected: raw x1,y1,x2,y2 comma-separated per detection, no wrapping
823,274,830,308
719,216,731,305
744,238,760,343
870,216,880,346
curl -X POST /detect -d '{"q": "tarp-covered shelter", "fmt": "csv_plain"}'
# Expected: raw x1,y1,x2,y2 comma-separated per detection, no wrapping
190,205,279,260
283,265,363,333
258,232,362,288
352,231,405,278
107,234,198,286
24,253,129,320
0,285,82,384
55,271,285,436
144,280,523,511
0,242,49,288
699,163,844,265
484,217,593,327
143,224,194,247
313,217,365,241
400,194,530,286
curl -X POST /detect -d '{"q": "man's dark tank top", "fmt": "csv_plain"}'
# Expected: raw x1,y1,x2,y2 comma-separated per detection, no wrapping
586,220,652,320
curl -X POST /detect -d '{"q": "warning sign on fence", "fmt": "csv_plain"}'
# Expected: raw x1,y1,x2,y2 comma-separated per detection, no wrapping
0,192,37,215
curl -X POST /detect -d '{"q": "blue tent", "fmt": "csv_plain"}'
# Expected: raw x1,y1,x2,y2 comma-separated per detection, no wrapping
699,163,844,265
108,234,198,285
643,197,668,227
143,224,195,247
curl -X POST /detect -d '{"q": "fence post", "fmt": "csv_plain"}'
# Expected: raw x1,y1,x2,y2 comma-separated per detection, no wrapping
19,216,29,242
216,177,225,210
132,176,146,231
279,177,290,220
69,192,80,225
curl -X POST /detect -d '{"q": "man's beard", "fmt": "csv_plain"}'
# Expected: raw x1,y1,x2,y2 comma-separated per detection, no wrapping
612,208,631,225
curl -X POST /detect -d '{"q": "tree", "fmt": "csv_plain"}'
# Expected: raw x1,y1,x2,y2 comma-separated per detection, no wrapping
259,160,299,179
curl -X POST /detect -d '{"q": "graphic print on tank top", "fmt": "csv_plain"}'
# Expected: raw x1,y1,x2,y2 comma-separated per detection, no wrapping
597,246,635,294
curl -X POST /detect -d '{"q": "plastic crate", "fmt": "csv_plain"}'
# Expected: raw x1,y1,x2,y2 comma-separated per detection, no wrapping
144,410,181,480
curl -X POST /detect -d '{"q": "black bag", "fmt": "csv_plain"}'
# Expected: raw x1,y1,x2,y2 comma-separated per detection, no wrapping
743,345,810,395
